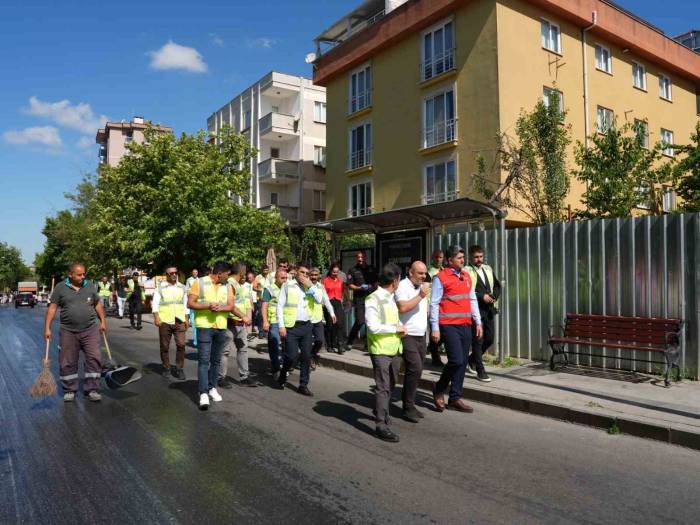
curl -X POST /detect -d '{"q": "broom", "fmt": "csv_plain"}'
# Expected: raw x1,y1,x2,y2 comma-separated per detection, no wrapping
29,340,57,398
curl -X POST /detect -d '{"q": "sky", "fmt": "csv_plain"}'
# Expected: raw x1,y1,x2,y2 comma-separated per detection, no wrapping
1,0,698,264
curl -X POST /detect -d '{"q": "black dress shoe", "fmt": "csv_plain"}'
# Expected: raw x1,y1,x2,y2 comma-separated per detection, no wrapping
297,385,313,397
217,378,234,390
239,377,259,387
375,427,400,443
402,409,420,423
172,368,186,380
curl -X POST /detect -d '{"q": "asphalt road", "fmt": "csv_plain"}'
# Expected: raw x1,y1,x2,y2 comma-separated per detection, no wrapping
2,305,700,525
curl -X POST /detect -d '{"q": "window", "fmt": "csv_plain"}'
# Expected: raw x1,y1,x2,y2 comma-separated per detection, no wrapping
663,187,677,213
423,88,455,148
632,62,647,90
243,109,251,129
661,128,674,157
596,106,614,134
314,101,327,123
424,160,457,204
314,145,326,167
270,192,279,206
349,182,372,217
541,19,561,54
125,130,133,143
659,74,672,101
543,87,564,114
349,65,372,114
422,20,455,81
595,45,612,74
271,105,280,113
270,147,280,159
633,119,649,149
349,123,372,170
313,190,326,211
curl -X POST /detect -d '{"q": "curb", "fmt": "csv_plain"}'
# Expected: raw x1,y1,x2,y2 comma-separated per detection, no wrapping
317,354,700,451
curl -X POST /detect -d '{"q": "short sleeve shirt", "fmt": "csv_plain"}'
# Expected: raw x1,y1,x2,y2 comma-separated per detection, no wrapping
50,281,99,333
347,264,377,300
394,278,428,336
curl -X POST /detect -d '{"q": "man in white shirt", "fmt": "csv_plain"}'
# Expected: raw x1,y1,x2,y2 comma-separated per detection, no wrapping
395,261,430,423
152,266,190,379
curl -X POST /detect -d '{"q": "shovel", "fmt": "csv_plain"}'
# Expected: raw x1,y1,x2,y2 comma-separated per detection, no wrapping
101,333,142,389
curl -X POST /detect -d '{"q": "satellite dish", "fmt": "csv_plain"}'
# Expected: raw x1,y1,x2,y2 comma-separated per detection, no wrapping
305,52,317,64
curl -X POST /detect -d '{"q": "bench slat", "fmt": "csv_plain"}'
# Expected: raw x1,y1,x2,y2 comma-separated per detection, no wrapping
549,337,667,353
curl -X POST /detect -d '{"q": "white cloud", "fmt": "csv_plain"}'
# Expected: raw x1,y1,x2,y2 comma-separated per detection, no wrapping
247,37,277,49
148,41,208,73
76,136,94,149
2,126,62,148
25,96,108,134
209,33,224,47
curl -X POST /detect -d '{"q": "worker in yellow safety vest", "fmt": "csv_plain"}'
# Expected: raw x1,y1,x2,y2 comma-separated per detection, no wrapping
186,261,235,411
152,265,189,380
309,267,336,370
261,267,287,378
219,262,257,389
273,262,322,395
427,249,445,366
126,272,146,330
97,276,112,311
365,263,406,443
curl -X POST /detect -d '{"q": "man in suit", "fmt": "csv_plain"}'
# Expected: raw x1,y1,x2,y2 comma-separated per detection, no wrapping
465,245,501,383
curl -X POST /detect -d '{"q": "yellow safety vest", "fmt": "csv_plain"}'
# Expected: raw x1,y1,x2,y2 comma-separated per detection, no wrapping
281,282,314,328
466,264,497,308
229,278,251,320
194,276,230,329
310,283,324,323
157,282,187,325
127,279,145,300
366,290,402,356
98,282,111,297
428,265,442,279
266,283,280,323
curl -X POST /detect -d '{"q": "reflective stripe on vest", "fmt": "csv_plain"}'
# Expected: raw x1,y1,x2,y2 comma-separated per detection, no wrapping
194,277,230,329
366,291,402,356
157,282,186,324
267,283,280,323
310,283,324,323
437,268,473,326
98,282,111,297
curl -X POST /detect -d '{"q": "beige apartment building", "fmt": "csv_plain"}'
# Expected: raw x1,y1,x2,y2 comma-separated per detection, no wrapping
313,0,700,225
207,71,327,226
96,116,172,167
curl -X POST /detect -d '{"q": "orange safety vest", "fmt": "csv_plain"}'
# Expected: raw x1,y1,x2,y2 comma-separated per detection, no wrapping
437,267,473,326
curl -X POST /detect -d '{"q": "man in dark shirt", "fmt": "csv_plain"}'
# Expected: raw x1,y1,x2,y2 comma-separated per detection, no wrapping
44,262,107,402
346,251,377,350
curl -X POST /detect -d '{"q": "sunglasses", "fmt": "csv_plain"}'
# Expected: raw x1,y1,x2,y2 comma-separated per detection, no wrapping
166,271,178,275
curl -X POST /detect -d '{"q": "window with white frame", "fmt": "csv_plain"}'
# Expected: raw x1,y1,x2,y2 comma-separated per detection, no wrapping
632,62,647,90
349,65,372,114
422,20,455,81
243,109,251,129
663,187,677,213
661,128,674,157
314,101,327,123
424,160,457,204
314,145,326,167
596,106,614,134
595,45,612,73
633,119,649,149
348,122,372,170
543,86,564,114
348,181,372,217
423,88,455,148
313,190,326,211
659,74,672,101
541,19,561,54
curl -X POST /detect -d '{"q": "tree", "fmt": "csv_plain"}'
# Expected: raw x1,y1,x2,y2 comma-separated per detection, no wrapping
90,125,288,273
573,122,673,218
475,92,571,225
290,228,331,270
0,242,29,291
674,121,700,212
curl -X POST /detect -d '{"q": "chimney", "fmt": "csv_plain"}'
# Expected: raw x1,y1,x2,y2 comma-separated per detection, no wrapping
385,0,408,15
133,116,144,124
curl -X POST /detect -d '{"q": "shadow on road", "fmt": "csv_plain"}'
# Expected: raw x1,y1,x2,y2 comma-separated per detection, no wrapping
312,399,375,436
168,380,200,405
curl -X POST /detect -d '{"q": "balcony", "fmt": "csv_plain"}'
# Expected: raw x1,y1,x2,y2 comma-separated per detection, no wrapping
422,190,459,205
348,148,372,171
423,118,456,149
420,48,456,82
259,112,299,141
258,158,299,184
261,204,299,222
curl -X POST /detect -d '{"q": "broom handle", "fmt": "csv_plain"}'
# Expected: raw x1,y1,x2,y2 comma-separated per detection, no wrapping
102,333,113,360
44,339,50,364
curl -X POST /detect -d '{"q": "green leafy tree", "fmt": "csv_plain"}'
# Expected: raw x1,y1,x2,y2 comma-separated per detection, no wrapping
573,122,673,218
674,121,700,212
290,228,331,270
475,92,571,225
0,242,30,291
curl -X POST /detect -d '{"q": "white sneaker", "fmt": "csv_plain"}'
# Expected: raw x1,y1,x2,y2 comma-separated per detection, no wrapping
199,393,210,410
208,388,222,402
466,365,478,377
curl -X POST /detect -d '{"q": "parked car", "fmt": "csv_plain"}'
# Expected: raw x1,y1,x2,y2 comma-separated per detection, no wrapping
15,293,36,308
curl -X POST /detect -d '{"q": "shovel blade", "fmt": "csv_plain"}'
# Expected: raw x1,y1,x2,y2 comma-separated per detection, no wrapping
104,366,142,389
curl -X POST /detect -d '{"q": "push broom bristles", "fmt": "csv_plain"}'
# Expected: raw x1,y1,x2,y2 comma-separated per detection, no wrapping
30,340,57,398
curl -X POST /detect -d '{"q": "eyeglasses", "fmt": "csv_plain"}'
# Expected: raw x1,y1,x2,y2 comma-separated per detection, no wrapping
166,271,178,275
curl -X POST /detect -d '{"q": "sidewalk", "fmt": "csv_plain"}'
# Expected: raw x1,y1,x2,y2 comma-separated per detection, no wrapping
307,345,700,451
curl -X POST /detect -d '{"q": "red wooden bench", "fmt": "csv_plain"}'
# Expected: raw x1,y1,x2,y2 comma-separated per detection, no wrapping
548,313,683,386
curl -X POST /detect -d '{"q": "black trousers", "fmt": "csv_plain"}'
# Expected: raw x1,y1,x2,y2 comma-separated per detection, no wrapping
281,321,313,386
311,321,324,356
347,299,366,346
469,316,495,373
427,336,442,363
401,335,427,410
324,299,344,350
128,301,142,327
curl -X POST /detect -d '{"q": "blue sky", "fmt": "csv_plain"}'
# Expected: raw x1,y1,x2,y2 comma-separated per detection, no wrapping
1,0,698,264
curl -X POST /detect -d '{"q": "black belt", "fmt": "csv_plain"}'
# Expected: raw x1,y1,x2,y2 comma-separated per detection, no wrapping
294,321,311,327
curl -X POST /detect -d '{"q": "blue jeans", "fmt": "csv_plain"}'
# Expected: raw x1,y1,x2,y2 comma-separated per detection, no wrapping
435,324,472,403
189,311,197,347
267,323,282,372
282,321,313,386
196,328,228,394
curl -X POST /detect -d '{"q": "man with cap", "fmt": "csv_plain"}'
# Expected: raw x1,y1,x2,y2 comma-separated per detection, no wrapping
430,245,482,413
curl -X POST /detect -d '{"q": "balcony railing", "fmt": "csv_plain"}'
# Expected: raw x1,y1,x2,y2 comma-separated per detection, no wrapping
423,118,456,149
347,206,372,218
350,91,372,114
348,148,372,171
261,204,299,222
258,158,299,183
422,190,459,205
259,112,298,137
420,48,456,81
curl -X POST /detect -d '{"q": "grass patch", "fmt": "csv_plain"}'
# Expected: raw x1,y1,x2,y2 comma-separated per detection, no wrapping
586,401,603,409
607,422,621,435
483,354,521,368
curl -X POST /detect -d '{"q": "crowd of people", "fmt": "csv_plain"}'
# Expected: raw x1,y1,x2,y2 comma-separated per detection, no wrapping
43,243,501,443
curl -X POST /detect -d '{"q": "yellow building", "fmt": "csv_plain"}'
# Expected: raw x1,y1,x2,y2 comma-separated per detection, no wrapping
313,0,700,225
